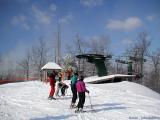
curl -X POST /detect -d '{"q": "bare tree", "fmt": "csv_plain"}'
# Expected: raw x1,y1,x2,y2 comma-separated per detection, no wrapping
18,50,31,80
126,32,151,84
31,38,49,78
88,35,110,55
136,32,151,84
150,49,160,92
64,43,78,71
75,35,88,74
65,34,88,74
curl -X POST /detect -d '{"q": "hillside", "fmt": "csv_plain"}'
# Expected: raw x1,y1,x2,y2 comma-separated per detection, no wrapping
0,80,160,120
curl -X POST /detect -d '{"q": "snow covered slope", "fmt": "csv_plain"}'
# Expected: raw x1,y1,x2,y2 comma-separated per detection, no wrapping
0,80,160,120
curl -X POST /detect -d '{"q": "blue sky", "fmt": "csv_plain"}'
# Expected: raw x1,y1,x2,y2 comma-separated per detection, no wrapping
0,0,160,58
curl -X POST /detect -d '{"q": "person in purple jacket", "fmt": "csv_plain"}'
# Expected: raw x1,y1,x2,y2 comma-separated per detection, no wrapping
75,75,89,112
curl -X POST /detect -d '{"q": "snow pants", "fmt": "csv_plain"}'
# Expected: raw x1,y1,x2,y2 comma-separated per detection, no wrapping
49,85,55,97
77,92,85,109
71,85,77,103
61,85,68,96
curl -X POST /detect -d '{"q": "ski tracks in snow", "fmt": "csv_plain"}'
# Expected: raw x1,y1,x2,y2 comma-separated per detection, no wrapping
87,84,160,119
56,96,100,120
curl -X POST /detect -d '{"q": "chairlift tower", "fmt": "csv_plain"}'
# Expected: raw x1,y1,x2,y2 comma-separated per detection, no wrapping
115,59,133,75
55,22,61,65
115,55,147,80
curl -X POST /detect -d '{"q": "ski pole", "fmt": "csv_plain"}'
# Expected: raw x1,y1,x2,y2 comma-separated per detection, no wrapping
88,93,96,112
88,93,93,109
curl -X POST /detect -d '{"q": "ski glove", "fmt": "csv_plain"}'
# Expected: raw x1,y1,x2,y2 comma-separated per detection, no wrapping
86,90,89,93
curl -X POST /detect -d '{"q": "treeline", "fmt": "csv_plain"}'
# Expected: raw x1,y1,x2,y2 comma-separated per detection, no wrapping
0,38,51,82
0,31,160,93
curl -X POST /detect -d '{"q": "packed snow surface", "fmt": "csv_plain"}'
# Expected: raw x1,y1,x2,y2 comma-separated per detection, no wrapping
0,79,160,120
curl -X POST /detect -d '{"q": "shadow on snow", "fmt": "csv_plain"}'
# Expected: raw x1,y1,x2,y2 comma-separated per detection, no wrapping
85,102,129,112
31,103,129,120
30,114,76,120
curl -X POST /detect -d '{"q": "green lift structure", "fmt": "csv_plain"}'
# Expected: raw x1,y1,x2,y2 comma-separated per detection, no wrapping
76,54,112,77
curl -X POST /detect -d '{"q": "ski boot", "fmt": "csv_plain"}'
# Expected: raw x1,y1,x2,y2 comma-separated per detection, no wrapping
75,108,83,113
70,102,76,108
48,96,56,100
75,108,79,113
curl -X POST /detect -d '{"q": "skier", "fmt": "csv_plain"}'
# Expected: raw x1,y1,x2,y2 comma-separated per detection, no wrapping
61,82,69,96
56,81,69,96
70,72,78,108
75,75,89,112
48,71,57,100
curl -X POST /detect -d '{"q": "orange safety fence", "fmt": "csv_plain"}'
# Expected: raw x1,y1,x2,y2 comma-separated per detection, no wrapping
0,77,39,85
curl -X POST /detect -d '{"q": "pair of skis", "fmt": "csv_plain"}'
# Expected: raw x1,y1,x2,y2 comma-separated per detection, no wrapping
75,109,96,113
70,106,96,113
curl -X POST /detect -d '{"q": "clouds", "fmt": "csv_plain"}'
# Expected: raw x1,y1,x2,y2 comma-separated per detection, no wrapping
31,4,55,26
146,15,157,22
49,3,57,12
106,17,142,31
80,0,103,7
59,13,73,24
11,15,30,30
11,3,57,30
122,38,133,46
10,3,74,31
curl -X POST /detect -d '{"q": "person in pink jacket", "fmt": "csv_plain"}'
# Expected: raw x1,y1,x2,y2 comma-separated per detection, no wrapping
75,75,89,112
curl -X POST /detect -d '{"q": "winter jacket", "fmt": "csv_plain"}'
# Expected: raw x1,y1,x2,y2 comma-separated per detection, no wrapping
76,80,87,93
71,75,78,85
49,75,56,87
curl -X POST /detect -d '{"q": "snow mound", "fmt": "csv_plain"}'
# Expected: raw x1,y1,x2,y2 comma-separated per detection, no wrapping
90,81,160,100
84,74,135,83
116,81,160,100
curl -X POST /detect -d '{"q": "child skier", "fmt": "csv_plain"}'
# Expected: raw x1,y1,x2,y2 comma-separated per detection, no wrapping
61,82,69,96
56,81,69,96
75,75,89,112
